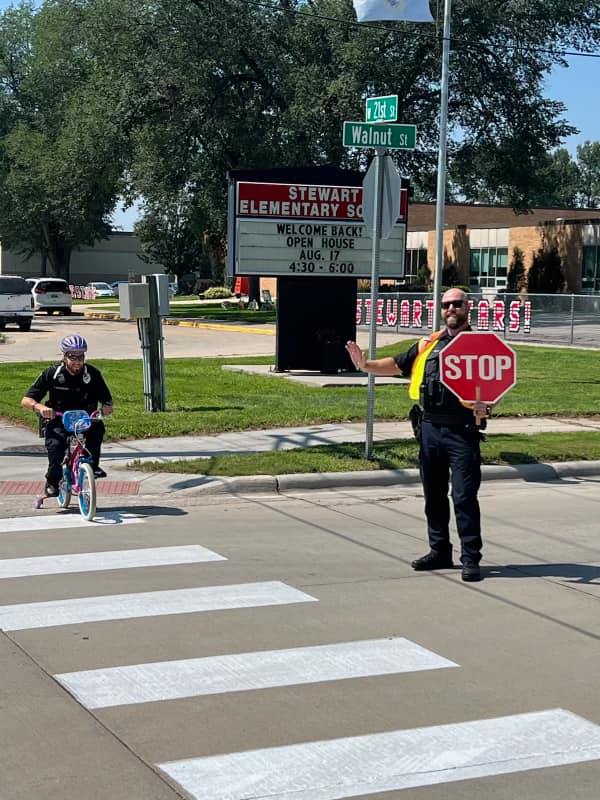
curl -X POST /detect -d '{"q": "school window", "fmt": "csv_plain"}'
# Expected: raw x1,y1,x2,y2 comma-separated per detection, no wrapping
404,248,429,283
581,246,600,292
469,247,508,289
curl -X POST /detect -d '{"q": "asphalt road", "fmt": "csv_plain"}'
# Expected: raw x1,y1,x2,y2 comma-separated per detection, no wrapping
0,311,409,362
1,479,599,799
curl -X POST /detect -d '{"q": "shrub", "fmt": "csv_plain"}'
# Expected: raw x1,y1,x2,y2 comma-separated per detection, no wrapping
442,262,459,286
203,286,232,299
507,246,527,292
527,248,565,294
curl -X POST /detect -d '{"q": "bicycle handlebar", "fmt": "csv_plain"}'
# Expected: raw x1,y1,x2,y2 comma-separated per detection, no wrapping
53,410,103,420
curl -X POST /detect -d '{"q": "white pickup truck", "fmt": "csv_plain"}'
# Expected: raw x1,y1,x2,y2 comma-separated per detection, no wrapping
0,275,35,331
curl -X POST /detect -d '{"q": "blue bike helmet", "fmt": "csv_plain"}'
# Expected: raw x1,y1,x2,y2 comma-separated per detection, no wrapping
60,333,88,354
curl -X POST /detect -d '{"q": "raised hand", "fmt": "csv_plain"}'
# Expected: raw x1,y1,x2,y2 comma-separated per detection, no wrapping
345,341,366,371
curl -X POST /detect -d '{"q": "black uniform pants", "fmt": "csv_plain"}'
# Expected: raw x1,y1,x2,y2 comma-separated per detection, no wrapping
44,418,105,487
419,421,482,564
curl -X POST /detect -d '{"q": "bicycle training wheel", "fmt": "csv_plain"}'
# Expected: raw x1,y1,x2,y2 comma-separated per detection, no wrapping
57,480,72,509
78,462,97,521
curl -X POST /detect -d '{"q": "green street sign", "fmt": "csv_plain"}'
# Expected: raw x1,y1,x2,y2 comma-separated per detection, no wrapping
343,121,416,150
365,95,398,123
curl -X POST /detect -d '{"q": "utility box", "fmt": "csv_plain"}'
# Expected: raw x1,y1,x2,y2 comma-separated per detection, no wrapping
144,273,170,316
119,282,150,319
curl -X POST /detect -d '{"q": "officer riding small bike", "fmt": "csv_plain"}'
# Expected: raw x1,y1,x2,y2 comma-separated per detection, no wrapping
20,334,114,497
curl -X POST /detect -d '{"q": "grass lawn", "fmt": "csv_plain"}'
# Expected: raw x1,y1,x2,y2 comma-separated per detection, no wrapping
129,431,600,476
73,294,200,305
1,342,600,442
166,305,276,323
75,298,277,323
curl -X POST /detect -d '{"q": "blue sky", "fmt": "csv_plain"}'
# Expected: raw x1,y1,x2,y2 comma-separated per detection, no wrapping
1,0,598,229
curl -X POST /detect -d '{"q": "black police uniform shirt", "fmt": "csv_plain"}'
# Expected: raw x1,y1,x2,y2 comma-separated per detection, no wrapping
25,363,112,414
394,328,476,426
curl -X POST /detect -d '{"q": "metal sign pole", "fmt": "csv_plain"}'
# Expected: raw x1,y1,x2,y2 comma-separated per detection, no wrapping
137,317,152,412
432,0,453,331
365,148,385,459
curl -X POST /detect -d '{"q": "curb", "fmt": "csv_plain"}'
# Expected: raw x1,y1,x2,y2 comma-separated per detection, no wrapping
82,310,275,334
3,461,600,502
138,459,600,497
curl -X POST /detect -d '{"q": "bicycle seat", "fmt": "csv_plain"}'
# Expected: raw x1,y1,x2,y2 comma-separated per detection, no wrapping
62,410,92,433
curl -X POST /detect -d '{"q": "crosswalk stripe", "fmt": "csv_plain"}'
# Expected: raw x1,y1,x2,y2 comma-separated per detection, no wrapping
0,581,317,631
158,709,600,800
0,512,144,533
0,545,226,580
55,637,458,709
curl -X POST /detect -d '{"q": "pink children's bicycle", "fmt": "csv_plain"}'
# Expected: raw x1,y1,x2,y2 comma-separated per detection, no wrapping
35,410,101,521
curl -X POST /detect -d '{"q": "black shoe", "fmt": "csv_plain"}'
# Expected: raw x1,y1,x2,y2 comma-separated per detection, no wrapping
462,562,482,582
45,482,59,497
412,551,454,571
93,467,107,479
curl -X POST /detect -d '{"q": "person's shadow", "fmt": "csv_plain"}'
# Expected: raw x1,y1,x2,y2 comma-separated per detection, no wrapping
484,563,600,584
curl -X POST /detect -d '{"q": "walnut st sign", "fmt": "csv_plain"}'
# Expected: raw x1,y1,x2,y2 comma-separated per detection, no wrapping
440,332,517,405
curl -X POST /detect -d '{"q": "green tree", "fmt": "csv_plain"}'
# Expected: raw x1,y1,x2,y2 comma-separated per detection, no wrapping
134,192,207,278
525,148,580,207
507,246,526,292
0,2,127,280
576,141,600,208
527,247,565,294
94,0,600,244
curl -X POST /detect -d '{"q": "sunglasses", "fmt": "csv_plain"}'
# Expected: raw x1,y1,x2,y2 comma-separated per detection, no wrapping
65,353,85,361
441,300,465,310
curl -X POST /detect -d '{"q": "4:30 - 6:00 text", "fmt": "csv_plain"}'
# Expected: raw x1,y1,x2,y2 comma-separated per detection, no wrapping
288,262,355,273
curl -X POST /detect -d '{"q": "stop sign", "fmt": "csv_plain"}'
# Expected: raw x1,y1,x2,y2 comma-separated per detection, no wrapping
440,332,517,404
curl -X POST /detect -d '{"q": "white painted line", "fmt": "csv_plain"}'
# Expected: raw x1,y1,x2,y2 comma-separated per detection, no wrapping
56,637,457,709
0,512,144,533
0,545,226,580
0,581,317,631
158,709,600,800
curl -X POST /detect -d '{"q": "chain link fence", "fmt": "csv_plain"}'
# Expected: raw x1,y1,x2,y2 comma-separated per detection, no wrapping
357,292,600,347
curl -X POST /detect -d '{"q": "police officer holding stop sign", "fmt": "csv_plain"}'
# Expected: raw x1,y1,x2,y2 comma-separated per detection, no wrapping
346,288,489,582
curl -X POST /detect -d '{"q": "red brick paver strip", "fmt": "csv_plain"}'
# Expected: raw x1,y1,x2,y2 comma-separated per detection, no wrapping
0,481,140,496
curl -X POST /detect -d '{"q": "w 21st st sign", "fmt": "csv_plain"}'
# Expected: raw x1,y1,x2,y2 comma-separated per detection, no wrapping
440,332,517,405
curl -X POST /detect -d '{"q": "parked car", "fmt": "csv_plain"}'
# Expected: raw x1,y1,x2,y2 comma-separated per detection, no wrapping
26,278,72,315
110,280,129,296
0,275,35,331
110,279,177,298
87,281,115,298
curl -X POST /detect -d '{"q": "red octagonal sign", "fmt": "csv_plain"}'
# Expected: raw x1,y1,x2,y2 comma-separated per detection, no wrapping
440,332,517,404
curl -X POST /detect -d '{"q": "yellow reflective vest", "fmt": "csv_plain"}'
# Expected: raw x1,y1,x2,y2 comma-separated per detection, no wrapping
408,330,445,402
408,330,474,411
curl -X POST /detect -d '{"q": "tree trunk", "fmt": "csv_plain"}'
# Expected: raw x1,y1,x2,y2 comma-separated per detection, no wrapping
41,215,72,282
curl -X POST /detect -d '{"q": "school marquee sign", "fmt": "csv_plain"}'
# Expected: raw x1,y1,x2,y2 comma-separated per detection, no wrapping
231,179,409,278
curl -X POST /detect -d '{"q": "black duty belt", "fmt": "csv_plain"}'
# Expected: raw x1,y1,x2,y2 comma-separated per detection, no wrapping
422,412,474,426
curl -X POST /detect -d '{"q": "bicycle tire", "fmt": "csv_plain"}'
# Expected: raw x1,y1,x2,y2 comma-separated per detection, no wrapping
78,462,96,521
57,480,72,509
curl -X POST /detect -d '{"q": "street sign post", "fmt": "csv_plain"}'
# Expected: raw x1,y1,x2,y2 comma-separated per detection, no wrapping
343,121,416,150
365,95,398,123
362,155,401,241
439,332,517,405
341,115,414,458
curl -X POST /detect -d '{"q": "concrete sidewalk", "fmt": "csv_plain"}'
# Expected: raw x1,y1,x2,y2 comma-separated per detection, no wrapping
2,415,600,498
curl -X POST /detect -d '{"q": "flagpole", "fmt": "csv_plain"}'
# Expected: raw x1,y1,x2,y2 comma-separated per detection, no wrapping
432,0,452,330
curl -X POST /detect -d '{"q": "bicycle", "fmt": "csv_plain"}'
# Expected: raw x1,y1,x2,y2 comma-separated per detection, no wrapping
35,409,102,521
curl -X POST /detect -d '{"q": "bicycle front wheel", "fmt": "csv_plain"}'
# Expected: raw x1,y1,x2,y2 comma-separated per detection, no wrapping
78,462,97,521
57,480,72,509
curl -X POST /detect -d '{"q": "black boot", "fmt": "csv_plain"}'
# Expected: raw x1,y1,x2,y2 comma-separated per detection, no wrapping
411,550,453,571
462,562,482,582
